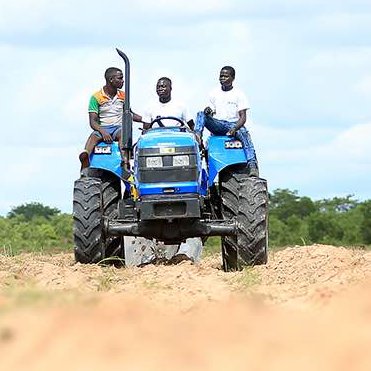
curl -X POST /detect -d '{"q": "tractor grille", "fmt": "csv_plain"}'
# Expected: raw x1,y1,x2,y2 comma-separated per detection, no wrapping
137,146,198,183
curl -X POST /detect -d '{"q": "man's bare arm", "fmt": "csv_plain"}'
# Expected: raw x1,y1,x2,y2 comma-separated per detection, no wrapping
227,109,248,136
89,112,112,142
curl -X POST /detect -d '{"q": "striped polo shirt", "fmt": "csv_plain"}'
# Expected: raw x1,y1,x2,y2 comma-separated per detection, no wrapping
88,88,125,127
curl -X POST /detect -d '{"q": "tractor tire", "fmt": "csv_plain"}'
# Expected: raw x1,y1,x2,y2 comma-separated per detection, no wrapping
99,172,124,262
220,170,268,271
73,177,105,263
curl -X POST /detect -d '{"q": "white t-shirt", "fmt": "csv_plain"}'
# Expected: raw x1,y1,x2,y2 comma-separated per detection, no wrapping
143,98,188,126
209,86,249,122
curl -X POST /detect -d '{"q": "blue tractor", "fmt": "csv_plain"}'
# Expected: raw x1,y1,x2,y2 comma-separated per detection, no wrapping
73,49,268,271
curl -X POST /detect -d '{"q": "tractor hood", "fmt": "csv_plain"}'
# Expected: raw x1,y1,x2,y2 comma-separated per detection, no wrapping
134,127,202,197
137,128,197,150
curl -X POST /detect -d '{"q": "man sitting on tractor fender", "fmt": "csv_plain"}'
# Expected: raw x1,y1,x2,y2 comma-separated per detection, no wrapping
194,66,259,177
79,67,143,174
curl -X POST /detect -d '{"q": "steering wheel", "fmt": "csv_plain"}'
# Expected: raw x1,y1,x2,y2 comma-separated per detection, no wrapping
149,116,186,128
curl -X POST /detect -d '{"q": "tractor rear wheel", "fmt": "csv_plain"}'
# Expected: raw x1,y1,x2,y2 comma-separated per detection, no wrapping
73,177,105,263
220,169,268,271
74,169,124,264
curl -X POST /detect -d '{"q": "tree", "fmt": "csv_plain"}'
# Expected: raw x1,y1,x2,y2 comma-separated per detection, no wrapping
7,202,60,221
360,200,371,244
307,212,344,245
268,215,290,247
269,189,316,221
315,195,358,213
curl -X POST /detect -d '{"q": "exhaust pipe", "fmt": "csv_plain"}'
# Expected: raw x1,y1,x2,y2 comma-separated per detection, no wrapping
116,48,133,176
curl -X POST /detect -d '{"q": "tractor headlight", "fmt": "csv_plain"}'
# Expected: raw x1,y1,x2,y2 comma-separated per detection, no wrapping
146,156,163,168
173,155,189,167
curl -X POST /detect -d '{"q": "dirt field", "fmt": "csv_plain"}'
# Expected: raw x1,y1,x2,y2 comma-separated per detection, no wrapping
0,244,371,370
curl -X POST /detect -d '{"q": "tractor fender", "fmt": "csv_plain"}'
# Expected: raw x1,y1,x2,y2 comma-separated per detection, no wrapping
206,136,247,186
89,142,130,192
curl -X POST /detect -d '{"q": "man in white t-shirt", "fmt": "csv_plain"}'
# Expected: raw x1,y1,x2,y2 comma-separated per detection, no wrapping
143,77,194,129
194,66,259,176
142,77,202,264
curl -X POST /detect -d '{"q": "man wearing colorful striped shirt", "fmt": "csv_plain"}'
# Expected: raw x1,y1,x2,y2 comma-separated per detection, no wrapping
79,67,142,173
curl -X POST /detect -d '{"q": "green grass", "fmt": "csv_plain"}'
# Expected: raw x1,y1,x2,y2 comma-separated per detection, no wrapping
202,237,221,257
235,267,261,287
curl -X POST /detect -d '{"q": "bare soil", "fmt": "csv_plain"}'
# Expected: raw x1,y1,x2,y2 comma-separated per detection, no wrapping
0,244,371,370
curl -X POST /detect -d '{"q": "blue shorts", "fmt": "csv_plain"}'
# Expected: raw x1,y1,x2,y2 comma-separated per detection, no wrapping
93,125,121,140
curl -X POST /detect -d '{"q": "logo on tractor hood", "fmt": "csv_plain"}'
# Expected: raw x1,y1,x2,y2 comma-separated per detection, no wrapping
159,147,176,154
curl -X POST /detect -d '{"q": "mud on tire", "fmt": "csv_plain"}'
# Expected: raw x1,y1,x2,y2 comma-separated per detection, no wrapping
220,170,268,271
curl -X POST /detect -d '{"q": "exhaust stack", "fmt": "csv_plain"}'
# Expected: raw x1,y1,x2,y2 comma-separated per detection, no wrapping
116,48,133,175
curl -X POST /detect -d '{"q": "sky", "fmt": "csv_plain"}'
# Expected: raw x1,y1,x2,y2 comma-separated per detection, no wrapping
1,0,371,215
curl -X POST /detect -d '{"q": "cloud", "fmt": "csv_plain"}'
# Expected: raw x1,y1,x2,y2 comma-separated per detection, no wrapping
354,75,371,97
257,122,371,199
2,145,80,215
330,123,371,160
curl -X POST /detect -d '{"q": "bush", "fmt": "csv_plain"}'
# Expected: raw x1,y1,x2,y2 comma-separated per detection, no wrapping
1,193,371,256
0,213,72,255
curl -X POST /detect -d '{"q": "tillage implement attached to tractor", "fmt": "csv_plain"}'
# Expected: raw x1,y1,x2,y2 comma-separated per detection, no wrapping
73,49,268,271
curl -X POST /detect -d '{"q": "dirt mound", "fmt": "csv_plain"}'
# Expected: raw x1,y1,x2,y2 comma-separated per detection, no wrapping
0,244,371,370
255,244,371,306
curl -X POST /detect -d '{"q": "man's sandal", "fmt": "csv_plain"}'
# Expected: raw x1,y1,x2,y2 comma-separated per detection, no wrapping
79,150,90,170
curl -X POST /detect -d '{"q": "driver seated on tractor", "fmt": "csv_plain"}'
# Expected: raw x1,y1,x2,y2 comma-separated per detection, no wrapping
194,66,259,177
142,77,194,130
142,76,203,264
79,67,143,173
